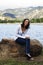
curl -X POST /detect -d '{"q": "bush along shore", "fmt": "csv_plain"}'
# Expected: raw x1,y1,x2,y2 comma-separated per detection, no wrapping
0,18,43,23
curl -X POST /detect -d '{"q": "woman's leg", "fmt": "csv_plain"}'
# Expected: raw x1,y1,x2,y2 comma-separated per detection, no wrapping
15,37,30,54
15,37,26,46
25,38,34,60
15,37,34,60
25,38,30,54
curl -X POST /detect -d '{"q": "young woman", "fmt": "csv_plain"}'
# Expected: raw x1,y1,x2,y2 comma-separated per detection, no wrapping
14,18,34,60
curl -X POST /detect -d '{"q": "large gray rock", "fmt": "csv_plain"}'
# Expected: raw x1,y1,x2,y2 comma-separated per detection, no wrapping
0,39,42,58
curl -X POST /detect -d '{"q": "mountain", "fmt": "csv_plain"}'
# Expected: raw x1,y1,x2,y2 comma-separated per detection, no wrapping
0,6,43,19
3,13,16,18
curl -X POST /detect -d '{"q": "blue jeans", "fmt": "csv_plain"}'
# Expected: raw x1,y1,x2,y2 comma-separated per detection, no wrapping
15,37,30,54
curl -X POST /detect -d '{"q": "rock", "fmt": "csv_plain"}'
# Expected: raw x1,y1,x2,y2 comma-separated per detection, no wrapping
0,39,42,58
30,39,42,56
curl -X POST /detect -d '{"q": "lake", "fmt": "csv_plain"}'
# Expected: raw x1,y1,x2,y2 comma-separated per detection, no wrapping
0,23,43,45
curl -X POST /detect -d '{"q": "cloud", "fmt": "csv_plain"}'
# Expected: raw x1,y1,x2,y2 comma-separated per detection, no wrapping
0,0,43,10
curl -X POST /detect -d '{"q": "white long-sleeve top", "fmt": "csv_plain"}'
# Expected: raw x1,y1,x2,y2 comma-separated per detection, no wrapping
14,25,30,40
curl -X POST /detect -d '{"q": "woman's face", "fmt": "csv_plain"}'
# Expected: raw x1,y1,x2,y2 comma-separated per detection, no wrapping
24,20,29,27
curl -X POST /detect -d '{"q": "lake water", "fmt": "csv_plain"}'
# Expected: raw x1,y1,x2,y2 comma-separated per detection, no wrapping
0,23,43,45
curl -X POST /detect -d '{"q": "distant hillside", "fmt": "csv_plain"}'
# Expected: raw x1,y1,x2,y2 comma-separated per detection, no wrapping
0,6,43,19
3,13,16,18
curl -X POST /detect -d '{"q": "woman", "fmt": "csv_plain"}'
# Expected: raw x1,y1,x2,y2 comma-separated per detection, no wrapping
14,18,34,60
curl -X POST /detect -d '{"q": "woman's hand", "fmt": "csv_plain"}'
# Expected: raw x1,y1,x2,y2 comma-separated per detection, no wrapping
25,37,30,39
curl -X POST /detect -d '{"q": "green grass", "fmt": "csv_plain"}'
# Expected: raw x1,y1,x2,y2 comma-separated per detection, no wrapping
0,59,43,65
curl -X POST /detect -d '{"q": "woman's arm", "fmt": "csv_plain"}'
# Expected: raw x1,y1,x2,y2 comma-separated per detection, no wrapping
25,29,30,39
15,25,25,39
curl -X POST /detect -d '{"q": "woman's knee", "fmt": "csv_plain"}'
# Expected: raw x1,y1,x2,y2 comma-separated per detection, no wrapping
15,37,26,44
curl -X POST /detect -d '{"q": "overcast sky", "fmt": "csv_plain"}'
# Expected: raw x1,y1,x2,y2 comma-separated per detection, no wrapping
0,0,43,10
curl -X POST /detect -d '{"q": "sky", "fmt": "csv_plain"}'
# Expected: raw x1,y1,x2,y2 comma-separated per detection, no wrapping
0,0,43,10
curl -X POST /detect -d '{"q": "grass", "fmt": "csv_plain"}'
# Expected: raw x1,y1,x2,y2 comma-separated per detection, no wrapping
0,48,43,65
0,59,43,65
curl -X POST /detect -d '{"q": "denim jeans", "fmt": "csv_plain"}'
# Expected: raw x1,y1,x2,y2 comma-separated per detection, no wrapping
15,37,30,54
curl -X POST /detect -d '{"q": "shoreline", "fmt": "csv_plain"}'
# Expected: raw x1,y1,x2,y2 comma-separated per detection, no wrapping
0,23,43,25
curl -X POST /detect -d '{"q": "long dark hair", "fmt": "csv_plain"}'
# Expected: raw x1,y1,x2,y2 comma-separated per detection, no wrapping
21,18,30,29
